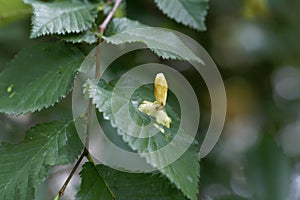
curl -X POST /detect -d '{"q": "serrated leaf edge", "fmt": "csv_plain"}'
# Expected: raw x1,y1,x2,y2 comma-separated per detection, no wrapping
30,2,98,38
154,0,209,31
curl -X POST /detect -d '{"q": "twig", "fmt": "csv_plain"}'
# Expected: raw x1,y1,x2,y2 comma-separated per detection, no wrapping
86,151,96,165
98,0,123,34
95,43,102,80
96,0,123,79
85,99,93,150
57,148,88,198
56,1,124,198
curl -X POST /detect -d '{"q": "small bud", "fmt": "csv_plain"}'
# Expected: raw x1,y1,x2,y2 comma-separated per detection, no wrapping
154,73,168,107
138,73,172,132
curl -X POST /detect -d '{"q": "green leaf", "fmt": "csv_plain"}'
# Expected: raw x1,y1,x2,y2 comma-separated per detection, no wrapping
59,30,98,44
104,17,204,64
0,0,32,27
0,120,83,200
27,1,98,38
245,135,292,200
87,79,200,200
75,162,115,200
76,162,188,200
0,42,84,115
154,0,209,31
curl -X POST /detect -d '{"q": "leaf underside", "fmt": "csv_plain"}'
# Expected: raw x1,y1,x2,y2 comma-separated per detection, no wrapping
58,30,98,44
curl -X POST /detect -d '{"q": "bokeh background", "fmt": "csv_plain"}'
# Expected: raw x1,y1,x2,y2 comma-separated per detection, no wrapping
1,0,300,199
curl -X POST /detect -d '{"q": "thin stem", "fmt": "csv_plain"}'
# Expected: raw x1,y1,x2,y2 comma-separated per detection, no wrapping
58,149,88,198
85,99,93,150
86,151,96,165
56,1,124,198
95,42,102,80
99,0,123,34
96,0,123,79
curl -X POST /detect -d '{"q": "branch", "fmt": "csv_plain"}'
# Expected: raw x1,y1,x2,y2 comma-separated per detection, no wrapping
99,0,123,34
56,1,124,199
96,0,123,79
57,148,88,198
85,99,93,150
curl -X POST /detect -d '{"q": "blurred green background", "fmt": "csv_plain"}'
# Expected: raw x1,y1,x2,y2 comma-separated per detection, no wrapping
1,0,300,199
